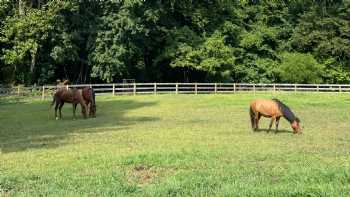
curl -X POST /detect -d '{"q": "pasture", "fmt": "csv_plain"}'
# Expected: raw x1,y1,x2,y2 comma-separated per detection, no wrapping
1,93,350,196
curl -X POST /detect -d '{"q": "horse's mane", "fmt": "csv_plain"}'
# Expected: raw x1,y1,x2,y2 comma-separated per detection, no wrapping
272,98,300,123
56,79,70,85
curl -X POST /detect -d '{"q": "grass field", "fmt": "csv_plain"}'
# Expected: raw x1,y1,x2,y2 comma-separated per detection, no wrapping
1,92,350,196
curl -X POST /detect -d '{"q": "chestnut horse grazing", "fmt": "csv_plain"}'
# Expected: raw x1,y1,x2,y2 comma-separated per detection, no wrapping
249,98,301,134
51,88,89,120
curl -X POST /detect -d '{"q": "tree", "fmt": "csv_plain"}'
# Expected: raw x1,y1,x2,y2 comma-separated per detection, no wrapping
279,52,324,84
170,32,235,82
1,0,350,84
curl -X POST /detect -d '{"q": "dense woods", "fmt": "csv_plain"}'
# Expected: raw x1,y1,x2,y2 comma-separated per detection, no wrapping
0,0,350,85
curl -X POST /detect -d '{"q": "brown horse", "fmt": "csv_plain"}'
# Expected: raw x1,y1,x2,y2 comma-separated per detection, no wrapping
249,98,301,134
81,87,96,118
51,88,88,120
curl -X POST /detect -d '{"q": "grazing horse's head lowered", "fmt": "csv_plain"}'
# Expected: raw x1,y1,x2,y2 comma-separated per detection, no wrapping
249,98,301,134
82,87,96,118
272,99,301,134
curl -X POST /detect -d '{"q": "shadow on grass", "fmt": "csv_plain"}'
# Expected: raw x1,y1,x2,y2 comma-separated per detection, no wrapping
0,98,158,153
253,128,293,134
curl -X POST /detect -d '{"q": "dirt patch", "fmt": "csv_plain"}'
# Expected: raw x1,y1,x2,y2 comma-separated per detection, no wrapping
128,165,157,186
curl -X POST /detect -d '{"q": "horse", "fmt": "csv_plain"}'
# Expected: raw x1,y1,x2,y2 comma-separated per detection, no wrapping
81,87,96,118
51,88,88,120
249,98,301,134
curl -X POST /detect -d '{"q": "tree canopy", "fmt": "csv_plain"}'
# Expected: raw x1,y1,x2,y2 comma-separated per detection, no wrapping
1,0,350,84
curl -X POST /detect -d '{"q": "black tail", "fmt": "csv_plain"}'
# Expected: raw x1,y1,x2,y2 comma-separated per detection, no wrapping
91,88,96,106
90,87,96,117
49,94,56,120
50,94,56,108
250,106,255,130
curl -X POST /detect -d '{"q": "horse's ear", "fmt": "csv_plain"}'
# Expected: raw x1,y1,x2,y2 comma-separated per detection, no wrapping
295,117,300,123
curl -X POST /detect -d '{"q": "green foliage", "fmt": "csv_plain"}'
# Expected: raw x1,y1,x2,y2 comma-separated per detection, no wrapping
0,0,350,84
170,33,235,81
1,8,54,84
322,58,350,83
279,52,324,83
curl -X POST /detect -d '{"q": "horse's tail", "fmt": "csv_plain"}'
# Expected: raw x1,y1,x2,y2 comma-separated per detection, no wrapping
91,87,96,106
50,94,56,108
250,106,255,130
48,94,56,120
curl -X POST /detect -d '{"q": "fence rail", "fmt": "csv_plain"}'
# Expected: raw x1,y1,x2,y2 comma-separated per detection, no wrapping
1,83,350,100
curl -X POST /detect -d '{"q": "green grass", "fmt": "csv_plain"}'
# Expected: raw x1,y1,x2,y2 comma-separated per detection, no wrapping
1,92,350,196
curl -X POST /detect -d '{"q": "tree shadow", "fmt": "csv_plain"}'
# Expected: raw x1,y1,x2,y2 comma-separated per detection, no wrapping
0,99,159,153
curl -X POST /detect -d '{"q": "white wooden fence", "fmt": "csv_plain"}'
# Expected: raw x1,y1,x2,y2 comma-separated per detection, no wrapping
1,83,350,100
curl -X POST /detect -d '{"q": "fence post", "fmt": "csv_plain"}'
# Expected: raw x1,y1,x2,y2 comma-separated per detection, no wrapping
317,85,319,92
112,84,115,95
294,84,297,93
175,83,179,94
273,84,276,93
41,86,45,100
339,85,342,92
154,83,157,95
214,83,217,94
195,83,198,95
253,84,256,95
17,86,20,96
66,84,69,90
133,83,136,95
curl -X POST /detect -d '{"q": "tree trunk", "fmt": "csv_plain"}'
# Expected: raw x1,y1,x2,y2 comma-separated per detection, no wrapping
144,47,153,81
19,0,25,15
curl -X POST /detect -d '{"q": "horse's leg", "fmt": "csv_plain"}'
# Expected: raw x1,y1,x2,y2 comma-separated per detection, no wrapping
86,101,91,117
54,101,59,120
254,113,258,130
80,101,88,119
73,103,77,119
255,113,262,131
268,117,275,133
275,117,281,133
59,102,64,119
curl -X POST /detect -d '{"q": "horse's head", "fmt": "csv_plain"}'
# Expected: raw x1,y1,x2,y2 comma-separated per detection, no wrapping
291,118,301,134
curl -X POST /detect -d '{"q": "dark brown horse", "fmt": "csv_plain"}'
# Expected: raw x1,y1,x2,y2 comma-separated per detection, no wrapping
81,87,96,118
51,88,88,120
249,98,301,134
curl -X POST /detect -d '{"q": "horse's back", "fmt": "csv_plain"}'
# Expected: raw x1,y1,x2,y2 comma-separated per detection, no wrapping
250,99,282,117
54,88,80,103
